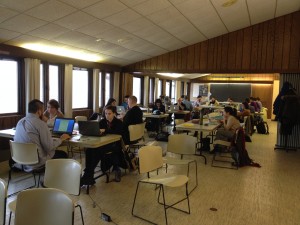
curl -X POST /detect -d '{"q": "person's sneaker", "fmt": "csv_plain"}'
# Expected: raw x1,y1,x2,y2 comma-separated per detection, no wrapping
115,169,121,182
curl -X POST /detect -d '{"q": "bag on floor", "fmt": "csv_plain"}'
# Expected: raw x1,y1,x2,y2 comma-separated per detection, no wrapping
201,137,210,151
256,121,269,134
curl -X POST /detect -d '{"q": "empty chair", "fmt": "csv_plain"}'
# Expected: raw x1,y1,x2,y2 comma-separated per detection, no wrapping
132,146,190,225
43,159,84,225
0,178,7,225
127,122,146,152
8,159,84,225
14,188,74,225
164,134,198,194
8,141,43,195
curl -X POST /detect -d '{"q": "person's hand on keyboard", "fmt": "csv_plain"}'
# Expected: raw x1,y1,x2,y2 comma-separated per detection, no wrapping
60,133,71,141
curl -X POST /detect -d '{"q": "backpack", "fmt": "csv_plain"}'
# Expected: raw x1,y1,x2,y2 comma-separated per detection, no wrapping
256,121,269,134
200,137,210,151
231,128,261,168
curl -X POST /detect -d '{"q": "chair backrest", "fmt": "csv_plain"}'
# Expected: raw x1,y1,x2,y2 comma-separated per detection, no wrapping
14,188,74,225
128,122,146,142
43,159,82,196
167,134,197,155
10,141,39,165
138,146,163,174
0,178,7,225
75,116,87,123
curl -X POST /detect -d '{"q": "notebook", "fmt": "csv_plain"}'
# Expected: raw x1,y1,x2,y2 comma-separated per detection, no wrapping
52,118,75,136
116,106,125,114
78,121,105,137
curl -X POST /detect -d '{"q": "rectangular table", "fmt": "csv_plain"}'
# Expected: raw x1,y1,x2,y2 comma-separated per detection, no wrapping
143,113,169,135
176,121,221,164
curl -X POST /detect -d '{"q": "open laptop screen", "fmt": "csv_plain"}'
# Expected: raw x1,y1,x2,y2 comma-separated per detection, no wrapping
116,106,125,114
52,118,75,135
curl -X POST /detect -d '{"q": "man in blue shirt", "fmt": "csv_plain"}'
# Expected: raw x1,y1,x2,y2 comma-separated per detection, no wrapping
12,99,69,172
120,95,130,111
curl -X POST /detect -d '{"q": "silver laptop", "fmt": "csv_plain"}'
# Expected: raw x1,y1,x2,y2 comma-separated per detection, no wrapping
170,105,179,111
116,106,125,114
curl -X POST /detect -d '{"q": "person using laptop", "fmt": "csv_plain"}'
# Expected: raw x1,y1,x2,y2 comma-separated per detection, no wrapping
42,99,64,127
10,99,70,172
81,105,125,185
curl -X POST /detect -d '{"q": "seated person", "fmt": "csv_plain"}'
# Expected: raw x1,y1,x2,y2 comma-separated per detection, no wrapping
237,101,251,121
245,98,255,113
250,97,259,112
102,98,117,117
122,96,143,145
152,98,166,114
149,99,166,132
174,97,187,120
182,95,193,111
207,96,219,106
81,106,124,185
256,97,263,111
43,99,64,127
11,99,69,172
120,95,129,111
214,106,240,142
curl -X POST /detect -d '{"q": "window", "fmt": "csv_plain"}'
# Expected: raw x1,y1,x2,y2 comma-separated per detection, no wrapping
171,80,176,100
0,59,18,114
99,72,102,107
165,81,170,97
158,80,162,98
72,69,88,108
133,77,142,104
40,64,44,102
105,73,110,104
49,65,59,101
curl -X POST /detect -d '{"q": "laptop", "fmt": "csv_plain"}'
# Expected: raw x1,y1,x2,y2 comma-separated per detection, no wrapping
169,105,179,111
52,118,75,137
78,121,105,137
116,106,125,114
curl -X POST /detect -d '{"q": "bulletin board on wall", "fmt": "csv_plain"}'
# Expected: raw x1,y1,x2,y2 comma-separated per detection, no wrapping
210,83,251,102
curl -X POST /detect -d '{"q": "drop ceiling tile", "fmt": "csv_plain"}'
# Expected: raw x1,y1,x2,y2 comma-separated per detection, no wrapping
154,36,186,51
211,0,250,32
58,0,102,9
96,27,132,44
122,18,154,33
0,14,47,33
276,0,300,17
76,20,114,36
132,0,172,16
0,28,20,43
119,0,147,7
87,40,119,52
247,0,276,25
54,11,97,30
54,31,93,45
0,0,48,12
132,24,165,39
83,0,127,19
103,8,141,27
27,23,69,40
0,6,18,23
5,34,50,46
147,6,179,24
25,0,77,22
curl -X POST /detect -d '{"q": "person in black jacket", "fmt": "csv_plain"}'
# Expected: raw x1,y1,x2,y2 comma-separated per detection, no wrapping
122,96,143,145
81,106,124,185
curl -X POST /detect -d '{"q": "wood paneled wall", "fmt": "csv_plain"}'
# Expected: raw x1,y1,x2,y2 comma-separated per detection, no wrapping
123,11,300,74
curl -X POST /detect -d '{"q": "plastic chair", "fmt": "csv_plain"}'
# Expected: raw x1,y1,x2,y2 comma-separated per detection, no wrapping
132,146,190,225
8,159,84,225
43,159,84,225
164,134,198,194
8,141,43,195
127,122,146,152
0,178,7,225
211,129,240,169
14,188,74,225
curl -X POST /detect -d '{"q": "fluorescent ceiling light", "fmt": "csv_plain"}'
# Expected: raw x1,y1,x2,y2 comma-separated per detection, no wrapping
157,73,184,78
21,43,102,62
